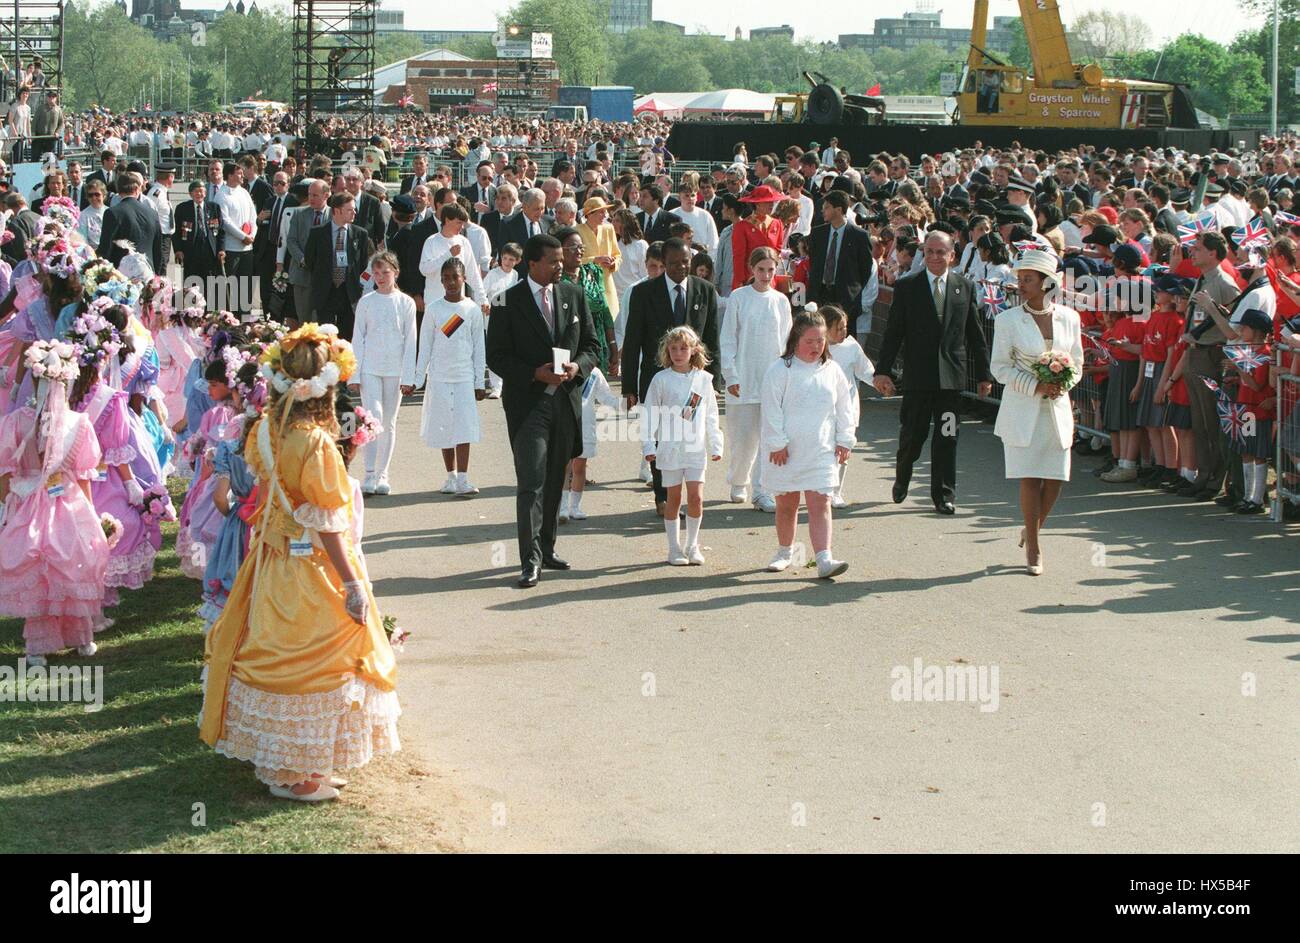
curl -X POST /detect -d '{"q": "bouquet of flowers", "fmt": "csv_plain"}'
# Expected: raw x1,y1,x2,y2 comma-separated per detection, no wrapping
100,512,123,550
139,483,177,527
24,339,80,383
1025,349,1077,389
382,615,410,654
349,405,383,447
271,270,290,296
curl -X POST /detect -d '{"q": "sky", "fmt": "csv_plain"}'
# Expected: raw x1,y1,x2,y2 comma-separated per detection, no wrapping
389,0,1261,48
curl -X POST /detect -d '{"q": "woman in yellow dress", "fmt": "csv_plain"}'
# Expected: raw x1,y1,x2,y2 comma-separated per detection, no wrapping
200,324,399,802
577,195,622,323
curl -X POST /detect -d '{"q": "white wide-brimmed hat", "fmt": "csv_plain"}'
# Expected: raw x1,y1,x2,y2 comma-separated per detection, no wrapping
1012,248,1059,279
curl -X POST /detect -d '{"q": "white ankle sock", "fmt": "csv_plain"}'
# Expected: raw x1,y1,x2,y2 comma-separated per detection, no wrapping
1119,459,1137,469
773,544,792,560
456,471,467,484
1250,464,1268,504
816,549,832,565
1181,467,1196,481
664,518,681,555
560,489,571,510
685,513,701,549
570,491,583,512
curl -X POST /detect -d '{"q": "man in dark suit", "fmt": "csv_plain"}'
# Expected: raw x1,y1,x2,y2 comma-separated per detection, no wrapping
697,178,725,231
303,192,374,340
83,151,118,200
621,237,722,513
172,179,224,286
498,188,552,248
478,185,517,261
399,153,430,194
255,170,298,316
341,168,385,250
636,185,675,244
808,190,875,334
97,172,163,273
874,231,992,515
486,234,601,587
459,160,497,224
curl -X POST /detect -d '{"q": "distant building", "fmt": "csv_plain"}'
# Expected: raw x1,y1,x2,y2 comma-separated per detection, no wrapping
840,11,1025,56
379,49,559,112
128,0,243,39
651,20,686,34
750,25,795,42
609,0,652,34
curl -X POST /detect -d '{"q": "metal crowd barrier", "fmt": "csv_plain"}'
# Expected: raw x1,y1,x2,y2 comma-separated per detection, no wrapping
1275,346,1299,524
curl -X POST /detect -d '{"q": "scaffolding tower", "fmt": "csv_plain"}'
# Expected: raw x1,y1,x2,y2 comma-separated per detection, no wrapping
0,0,64,98
292,0,375,128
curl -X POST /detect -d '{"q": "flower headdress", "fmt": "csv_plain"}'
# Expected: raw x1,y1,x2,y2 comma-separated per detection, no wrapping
32,233,79,278
202,310,240,339
23,339,80,384
81,260,141,308
41,196,80,229
259,322,357,402
68,298,125,369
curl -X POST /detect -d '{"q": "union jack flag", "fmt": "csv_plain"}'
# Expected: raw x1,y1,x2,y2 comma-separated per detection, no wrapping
1177,211,1217,247
1238,217,1271,250
1082,332,1115,363
1200,376,1248,445
1224,344,1270,371
1274,210,1300,227
397,93,415,108
482,81,499,93
1012,239,1040,254
980,280,1008,315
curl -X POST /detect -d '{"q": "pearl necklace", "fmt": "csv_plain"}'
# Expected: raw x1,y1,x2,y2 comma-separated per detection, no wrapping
1024,300,1052,318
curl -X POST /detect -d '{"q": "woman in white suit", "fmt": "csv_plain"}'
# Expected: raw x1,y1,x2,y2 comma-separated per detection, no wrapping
990,249,1084,575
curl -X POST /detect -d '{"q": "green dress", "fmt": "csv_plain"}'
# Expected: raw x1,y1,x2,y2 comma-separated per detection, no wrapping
563,262,613,373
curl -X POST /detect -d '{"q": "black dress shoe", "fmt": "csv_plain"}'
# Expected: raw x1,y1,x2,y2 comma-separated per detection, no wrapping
1213,494,1238,508
1236,501,1266,515
518,565,540,588
540,554,571,570
1174,481,1200,496
934,500,956,515
1189,489,1217,502
892,480,908,504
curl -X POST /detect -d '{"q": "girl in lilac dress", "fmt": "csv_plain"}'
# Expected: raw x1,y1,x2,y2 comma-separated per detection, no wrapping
0,340,110,666
176,360,235,580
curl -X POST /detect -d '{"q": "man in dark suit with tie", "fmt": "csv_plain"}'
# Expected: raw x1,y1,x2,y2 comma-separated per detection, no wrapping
255,170,298,317
97,172,163,273
873,231,992,515
83,151,118,201
478,184,517,261
460,160,497,224
173,179,224,287
66,161,87,211
621,237,722,513
400,153,430,194
697,178,725,231
498,188,551,248
303,192,374,340
636,185,675,244
808,191,875,335
486,234,600,587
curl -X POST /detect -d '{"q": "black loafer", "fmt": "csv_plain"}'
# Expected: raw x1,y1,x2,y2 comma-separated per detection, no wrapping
1236,501,1266,515
891,481,908,504
1189,489,1218,502
518,565,540,588
1213,494,1237,508
541,555,571,571
935,501,956,515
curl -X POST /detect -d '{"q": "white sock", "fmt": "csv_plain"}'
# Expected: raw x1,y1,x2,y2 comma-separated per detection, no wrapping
560,489,570,509
1252,464,1268,503
1119,459,1137,469
664,518,681,555
1181,467,1196,481
570,491,583,512
456,470,467,484
773,544,792,560
816,549,833,565
685,513,701,549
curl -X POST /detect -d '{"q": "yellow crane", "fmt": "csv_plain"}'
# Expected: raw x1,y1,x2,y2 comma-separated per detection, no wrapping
955,0,1193,129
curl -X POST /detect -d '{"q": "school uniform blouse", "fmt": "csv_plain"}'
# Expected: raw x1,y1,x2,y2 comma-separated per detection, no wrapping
640,367,723,470
352,289,418,380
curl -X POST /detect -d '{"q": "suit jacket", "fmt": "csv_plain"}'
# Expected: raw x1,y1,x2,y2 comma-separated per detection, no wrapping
876,268,992,392
479,209,508,258
355,191,385,248
486,278,601,453
989,304,1085,449
460,182,496,222
255,192,298,265
3,208,41,264
808,221,874,326
304,222,374,314
698,195,726,231
84,168,116,197
98,196,163,273
396,214,441,298
285,203,328,288
399,173,430,195
637,209,676,244
172,198,223,263
622,274,722,402
498,210,551,248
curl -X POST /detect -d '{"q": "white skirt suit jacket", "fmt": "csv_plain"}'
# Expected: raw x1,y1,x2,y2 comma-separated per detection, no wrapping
989,303,1085,451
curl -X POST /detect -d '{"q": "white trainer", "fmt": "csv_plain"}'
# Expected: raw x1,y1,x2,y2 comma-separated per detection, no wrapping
668,550,689,565
77,642,98,657
360,478,377,495
729,487,748,503
375,480,391,495
766,549,793,572
455,478,480,496
830,492,847,509
568,506,587,521
686,545,705,565
817,558,849,579
753,493,777,513
439,474,458,494
639,460,653,483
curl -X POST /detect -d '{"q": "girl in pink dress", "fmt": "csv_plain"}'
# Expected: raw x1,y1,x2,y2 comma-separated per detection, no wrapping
0,340,110,667
176,362,236,579
154,305,204,433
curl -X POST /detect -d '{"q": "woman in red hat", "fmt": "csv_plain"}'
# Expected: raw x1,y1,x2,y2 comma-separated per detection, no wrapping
730,184,786,291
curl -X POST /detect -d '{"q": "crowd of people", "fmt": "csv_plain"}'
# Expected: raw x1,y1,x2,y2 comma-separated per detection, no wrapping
2,101,1298,801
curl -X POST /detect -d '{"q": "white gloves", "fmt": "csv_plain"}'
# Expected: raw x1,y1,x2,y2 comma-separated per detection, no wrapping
123,478,145,506
343,580,369,625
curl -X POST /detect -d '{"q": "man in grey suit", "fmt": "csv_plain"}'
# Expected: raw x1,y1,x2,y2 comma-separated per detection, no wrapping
498,188,552,248
283,179,330,325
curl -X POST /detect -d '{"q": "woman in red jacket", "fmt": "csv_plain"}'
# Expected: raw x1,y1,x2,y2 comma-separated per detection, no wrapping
730,184,785,291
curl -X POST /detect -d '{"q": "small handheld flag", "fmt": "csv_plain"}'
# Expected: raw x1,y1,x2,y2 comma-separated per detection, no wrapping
1224,344,1269,371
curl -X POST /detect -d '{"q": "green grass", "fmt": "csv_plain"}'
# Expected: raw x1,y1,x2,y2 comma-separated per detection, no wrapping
0,479,392,853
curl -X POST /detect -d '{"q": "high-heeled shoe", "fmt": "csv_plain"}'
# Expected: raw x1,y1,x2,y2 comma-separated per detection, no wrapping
1026,549,1043,576
1018,528,1026,548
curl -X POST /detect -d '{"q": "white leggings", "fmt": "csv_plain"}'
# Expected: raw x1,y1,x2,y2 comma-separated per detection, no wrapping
726,402,764,493
360,373,402,482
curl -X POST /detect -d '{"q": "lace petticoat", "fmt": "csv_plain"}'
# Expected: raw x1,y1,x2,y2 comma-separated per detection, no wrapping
212,675,401,786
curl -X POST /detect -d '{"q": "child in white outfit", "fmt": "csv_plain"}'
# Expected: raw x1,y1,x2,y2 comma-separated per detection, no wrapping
760,310,855,578
720,245,792,512
349,251,418,494
414,258,486,496
822,304,875,508
419,204,486,310
481,242,522,399
641,326,723,565
560,367,622,522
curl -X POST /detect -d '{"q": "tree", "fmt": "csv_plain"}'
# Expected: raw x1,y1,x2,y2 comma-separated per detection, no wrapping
201,5,292,103
1004,18,1033,72
613,27,710,92
375,32,430,69
63,1,173,110
445,35,499,61
189,66,220,113
1126,33,1269,120
1070,11,1153,64
504,0,611,85
1231,21,1300,125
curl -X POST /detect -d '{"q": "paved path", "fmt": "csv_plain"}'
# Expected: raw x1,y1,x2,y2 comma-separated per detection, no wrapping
361,387,1299,853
